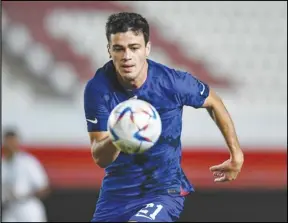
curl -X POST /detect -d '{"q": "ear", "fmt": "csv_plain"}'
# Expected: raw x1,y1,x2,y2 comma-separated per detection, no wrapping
145,41,151,57
107,44,112,58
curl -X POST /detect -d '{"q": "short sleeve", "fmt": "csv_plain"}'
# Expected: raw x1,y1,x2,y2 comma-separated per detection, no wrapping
174,70,210,108
84,80,110,132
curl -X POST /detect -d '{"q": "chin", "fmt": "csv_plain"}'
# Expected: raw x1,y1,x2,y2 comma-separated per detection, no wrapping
120,72,138,81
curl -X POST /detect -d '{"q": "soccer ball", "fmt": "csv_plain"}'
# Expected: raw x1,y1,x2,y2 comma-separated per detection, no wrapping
107,99,162,154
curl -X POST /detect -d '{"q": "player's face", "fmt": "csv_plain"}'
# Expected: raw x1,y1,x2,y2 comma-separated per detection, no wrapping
108,30,151,82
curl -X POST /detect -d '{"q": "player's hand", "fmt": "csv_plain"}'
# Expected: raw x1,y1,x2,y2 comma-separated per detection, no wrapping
209,155,244,183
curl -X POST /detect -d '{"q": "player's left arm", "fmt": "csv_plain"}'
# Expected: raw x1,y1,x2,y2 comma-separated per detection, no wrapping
201,88,244,182
174,70,244,182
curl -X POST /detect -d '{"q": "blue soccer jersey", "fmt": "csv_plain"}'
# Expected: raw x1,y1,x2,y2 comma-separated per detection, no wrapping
84,59,209,200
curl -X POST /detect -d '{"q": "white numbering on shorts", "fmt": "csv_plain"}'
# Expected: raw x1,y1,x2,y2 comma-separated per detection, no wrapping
135,203,163,220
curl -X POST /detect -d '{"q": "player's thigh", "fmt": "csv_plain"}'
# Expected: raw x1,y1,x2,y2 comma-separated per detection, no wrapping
91,200,134,222
91,209,132,222
128,196,185,222
129,202,170,222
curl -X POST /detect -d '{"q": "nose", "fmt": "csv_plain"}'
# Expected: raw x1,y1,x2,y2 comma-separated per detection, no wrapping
123,49,132,60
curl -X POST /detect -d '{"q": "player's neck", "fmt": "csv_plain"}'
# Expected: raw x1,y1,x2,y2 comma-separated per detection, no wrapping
118,61,148,90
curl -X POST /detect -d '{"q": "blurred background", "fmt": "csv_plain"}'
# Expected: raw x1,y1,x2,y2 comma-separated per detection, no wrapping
2,1,287,222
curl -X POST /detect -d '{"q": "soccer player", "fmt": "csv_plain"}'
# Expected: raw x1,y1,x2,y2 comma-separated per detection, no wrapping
84,12,244,222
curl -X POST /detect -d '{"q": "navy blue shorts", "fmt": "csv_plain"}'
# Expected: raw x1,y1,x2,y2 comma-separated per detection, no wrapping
91,195,185,222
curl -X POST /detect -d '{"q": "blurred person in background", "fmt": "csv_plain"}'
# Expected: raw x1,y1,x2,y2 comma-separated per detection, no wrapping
1,128,50,222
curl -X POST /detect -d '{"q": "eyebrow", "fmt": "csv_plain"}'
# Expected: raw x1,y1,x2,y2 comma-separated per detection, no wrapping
112,44,141,48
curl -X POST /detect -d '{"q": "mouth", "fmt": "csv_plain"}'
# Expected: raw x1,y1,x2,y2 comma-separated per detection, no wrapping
121,64,135,73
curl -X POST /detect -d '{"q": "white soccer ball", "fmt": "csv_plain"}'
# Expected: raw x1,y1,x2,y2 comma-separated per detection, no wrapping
107,99,162,154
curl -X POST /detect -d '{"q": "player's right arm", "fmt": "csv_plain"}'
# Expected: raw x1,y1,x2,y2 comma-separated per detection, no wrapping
84,80,120,168
89,132,120,168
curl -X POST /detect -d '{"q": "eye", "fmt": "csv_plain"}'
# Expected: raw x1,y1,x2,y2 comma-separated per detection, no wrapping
131,47,139,51
113,48,123,52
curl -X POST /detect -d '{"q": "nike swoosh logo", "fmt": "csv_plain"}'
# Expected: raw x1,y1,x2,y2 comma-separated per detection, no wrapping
86,118,98,124
200,82,205,95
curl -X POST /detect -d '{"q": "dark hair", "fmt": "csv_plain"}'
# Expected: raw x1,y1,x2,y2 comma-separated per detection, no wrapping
106,12,150,45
